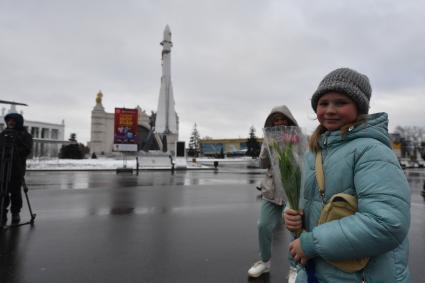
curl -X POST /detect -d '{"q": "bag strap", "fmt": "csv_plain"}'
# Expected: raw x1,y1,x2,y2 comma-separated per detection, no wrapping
315,151,326,201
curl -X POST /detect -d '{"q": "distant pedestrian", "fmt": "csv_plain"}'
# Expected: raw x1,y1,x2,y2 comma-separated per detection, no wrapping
0,113,33,225
248,105,298,282
284,68,411,282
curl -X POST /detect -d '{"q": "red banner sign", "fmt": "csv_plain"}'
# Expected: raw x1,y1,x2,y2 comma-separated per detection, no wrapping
114,108,138,148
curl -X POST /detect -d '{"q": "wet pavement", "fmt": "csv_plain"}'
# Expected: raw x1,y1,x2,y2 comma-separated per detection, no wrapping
1,168,425,283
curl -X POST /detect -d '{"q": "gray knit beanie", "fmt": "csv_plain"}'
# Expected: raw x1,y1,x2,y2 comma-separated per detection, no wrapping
311,68,372,114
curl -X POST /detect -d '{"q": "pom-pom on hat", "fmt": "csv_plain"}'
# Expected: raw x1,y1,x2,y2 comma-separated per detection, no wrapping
311,68,372,114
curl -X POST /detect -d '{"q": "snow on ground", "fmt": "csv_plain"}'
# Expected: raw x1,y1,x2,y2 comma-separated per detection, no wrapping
27,158,136,170
26,157,260,171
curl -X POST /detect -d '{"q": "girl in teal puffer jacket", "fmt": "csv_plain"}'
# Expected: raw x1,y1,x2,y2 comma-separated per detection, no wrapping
284,68,410,282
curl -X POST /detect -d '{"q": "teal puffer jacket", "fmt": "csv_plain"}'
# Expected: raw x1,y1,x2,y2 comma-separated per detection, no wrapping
297,112,410,283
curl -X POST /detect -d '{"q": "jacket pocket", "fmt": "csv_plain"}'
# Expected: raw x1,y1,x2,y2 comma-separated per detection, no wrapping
261,173,275,199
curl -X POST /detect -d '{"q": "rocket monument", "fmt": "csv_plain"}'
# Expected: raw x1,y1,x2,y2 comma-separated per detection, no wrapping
155,25,179,154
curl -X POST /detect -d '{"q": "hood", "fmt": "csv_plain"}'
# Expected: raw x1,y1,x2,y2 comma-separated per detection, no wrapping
4,112,25,130
264,105,298,127
320,112,391,148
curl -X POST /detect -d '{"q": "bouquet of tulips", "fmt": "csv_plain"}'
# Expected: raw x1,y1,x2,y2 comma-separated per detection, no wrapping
263,126,307,237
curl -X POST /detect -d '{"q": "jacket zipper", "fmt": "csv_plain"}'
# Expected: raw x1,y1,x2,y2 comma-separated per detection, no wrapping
321,134,329,204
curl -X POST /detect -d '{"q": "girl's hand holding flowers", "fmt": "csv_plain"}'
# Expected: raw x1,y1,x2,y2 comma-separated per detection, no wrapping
284,208,303,232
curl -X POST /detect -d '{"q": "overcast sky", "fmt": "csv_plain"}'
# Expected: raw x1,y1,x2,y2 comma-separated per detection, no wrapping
1,0,424,144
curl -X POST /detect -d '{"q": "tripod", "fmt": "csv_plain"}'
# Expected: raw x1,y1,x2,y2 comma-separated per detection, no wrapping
0,130,36,229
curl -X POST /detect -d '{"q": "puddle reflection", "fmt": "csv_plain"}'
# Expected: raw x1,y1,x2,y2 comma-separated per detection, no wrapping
0,228,24,282
110,207,134,215
27,169,266,191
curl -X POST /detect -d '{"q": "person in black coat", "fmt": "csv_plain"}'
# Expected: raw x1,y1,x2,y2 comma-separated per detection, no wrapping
0,113,33,225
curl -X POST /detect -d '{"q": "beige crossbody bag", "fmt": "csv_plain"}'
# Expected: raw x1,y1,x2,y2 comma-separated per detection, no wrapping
315,151,369,273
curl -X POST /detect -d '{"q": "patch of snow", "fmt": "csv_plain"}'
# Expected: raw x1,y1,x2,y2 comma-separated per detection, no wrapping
27,158,133,170
26,157,213,170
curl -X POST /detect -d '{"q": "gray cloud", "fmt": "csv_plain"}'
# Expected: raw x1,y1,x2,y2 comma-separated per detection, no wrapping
1,0,424,144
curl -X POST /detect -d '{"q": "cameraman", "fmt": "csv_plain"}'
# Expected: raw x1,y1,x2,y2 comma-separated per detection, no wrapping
0,113,33,225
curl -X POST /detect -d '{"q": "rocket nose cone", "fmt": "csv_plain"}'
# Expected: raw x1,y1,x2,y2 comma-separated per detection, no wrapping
163,25,172,41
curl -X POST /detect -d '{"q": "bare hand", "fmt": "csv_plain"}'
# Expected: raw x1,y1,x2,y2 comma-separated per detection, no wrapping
289,238,309,265
283,209,303,232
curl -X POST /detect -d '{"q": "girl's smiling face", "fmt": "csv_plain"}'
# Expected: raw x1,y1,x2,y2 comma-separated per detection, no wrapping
316,92,358,131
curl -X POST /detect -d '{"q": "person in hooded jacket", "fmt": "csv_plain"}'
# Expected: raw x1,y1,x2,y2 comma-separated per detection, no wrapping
284,68,410,282
0,113,33,225
248,105,299,281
